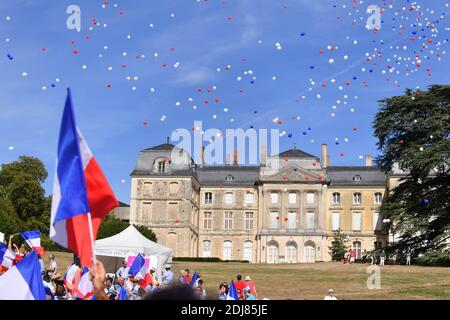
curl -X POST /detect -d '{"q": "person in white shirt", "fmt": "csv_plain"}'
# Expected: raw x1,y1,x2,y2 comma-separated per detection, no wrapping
47,255,57,276
324,289,337,300
116,260,129,280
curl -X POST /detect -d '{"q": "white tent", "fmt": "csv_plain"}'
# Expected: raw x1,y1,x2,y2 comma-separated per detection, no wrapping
95,225,172,279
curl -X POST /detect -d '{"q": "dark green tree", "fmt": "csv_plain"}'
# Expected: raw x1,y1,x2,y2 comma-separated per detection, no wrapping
97,215,157,242
0,156,48,220
328,229,349,261
374,85,450,258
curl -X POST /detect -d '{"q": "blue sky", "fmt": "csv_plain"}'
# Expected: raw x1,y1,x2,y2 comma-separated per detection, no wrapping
0,0,449,202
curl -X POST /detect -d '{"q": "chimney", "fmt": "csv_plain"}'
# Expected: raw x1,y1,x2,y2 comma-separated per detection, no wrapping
233,150,238,167
226,154,231,166
260,144,267,166
200,146,205,168
365,155,373,167
321,144,328,168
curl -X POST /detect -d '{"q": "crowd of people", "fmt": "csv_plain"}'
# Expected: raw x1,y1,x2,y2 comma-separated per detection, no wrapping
93,260,260,301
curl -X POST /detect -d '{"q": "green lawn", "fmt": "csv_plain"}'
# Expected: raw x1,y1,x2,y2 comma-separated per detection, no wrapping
49,251,450,300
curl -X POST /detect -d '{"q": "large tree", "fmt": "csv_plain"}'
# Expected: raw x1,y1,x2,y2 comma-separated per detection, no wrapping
373,85,450,258
0,156,48,220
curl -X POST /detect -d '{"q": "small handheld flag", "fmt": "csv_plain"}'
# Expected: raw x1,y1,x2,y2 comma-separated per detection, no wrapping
0,251,46,300
0,242,15,268
226,280,239,300
190,272,199,288
118,286,129,300
20,231,41,250
73,267,93,300
128,253,147,279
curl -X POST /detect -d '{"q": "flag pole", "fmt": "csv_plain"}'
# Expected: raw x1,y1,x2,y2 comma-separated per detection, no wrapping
86,212,97,265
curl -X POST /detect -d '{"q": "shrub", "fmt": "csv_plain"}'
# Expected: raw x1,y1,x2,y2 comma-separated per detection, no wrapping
416,251,450,267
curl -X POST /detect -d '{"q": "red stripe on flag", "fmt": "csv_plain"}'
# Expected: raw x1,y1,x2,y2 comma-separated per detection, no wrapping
84,158,119,239
66,215,93,267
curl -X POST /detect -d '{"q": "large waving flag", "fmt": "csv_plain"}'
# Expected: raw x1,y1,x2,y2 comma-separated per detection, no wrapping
226,280,239,300
73,267,93,300
0,242,15,268
0,251,46,300
50,88,118,267
128,253,147,279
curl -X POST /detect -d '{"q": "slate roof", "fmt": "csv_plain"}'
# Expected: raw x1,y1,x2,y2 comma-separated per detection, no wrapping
327,166,387,186
197,166,260,186
141,143,178,152
275,148,319,159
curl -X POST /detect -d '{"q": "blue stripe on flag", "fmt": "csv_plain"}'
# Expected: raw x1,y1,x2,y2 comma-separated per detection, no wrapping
53,88,90,224
128,253,145,277
15,251,46,300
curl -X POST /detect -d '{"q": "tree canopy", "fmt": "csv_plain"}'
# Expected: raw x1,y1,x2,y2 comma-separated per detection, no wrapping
374,85,450,258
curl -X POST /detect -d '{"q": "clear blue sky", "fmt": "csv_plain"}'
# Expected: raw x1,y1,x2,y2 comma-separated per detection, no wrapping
0,0,449,202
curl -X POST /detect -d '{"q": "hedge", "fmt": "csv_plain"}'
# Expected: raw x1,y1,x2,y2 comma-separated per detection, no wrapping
173,257,249,263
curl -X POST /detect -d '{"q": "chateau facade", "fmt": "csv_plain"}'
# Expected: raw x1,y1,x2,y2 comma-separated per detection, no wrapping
129,143,389,263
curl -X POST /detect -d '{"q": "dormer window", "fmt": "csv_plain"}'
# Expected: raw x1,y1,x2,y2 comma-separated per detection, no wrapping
353,175,362,183
225,175,234,182
158,161,166,173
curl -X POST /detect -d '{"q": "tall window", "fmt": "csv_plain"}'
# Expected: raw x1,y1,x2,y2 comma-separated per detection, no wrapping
203,212,212,229
288,192,297,204
158,161,166,173
223,241,232,260
286,242,297,263
243,241,253,262
224,192,234,204
270,192,279,204
224,212,233,230
267,242,279,264
374,192,382,205
373,212,380,231
353,192,362,205
306,212,315,229
332,192,341,205
202,241,212,257
352,212,362,231
352,241,362,259
287,212,297,229
244,193,254,204
205,192,212,204
306,192,315,204
245,212,254,230
204,192,213,204
332,212,340,231
269,212,279,228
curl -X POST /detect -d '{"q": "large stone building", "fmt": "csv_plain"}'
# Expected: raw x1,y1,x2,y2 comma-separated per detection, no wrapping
129,142,388,263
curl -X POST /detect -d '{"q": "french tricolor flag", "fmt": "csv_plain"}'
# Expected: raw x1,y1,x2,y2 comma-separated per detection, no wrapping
128,253,147,279
64,263,82,292
0,251,46,300
73,267,93,300
20,231,41,250
226,280,239,300
50,88,119,267
0,242,16,269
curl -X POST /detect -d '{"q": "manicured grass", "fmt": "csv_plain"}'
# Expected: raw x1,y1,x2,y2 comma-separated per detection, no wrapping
48,251,450,300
